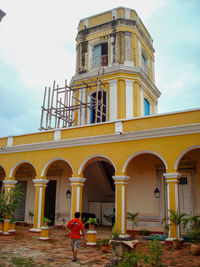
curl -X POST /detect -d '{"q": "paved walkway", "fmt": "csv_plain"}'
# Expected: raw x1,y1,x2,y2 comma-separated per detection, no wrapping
0,226,200,266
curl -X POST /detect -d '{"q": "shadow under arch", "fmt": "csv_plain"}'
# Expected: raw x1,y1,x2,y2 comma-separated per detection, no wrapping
41,157,73,177
9,160,37,178
78,154,116,176
174,145,200,170
122,150,168,174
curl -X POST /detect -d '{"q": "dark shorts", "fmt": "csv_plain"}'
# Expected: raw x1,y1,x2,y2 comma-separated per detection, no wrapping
70,239,80,250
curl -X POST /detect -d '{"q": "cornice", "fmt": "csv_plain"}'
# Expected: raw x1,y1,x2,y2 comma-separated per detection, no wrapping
71,65,161,98
0,123,199,155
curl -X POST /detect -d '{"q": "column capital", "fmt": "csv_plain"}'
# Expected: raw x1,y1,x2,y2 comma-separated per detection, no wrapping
164,173,181,182
69,177,86,186
3,180,17,187
32,179,49,187
112,176,130,184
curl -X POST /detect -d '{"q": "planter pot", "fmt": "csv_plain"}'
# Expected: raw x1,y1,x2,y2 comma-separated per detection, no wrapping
3,219,10,235
173,240,182,249
89,224,95,231
8,222,16,233
191,244,200,255
39,226,49,240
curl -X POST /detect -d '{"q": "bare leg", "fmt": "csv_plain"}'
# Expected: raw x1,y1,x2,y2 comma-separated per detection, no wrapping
73,249,78,259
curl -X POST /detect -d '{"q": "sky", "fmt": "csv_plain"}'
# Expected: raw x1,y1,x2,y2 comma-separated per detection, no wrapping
0,0,200,137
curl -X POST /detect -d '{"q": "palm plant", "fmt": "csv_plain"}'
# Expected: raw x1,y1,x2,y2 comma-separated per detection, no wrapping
162,209,187,239
183,215,200,243
127,212,139,231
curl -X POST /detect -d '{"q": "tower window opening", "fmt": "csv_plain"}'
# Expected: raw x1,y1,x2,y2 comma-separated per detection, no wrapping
144,98,150,116
92,43,108,68
90,91,107,123
142,52,149,76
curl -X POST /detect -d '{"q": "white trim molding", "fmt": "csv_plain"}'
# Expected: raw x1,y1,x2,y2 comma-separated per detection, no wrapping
1,123,200,155
3,180,17,187
78,154,116,175
174,145,200,170
109,80,118,121
125,79,134,119
41,157,73,177
122,150,168,173
9,160,36,178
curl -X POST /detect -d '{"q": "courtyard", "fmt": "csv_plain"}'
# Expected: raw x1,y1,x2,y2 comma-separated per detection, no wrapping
0,226,200,266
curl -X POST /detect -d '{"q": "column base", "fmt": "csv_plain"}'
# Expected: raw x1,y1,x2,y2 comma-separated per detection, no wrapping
29,228,41,233
165,237,183,244
119,234,130,238
39,236,49,241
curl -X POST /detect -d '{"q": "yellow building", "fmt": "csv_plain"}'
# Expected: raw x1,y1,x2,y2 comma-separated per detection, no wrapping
0,7,200,241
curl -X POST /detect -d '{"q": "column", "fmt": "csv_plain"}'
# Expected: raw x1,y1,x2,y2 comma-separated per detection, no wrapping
164,173,180,240
69,177,86,219
109,80,117,121
125,80,134,119
3,179,17,194
30,179,49,232
124,32,133,67
2,180,17,235
112,176,130,237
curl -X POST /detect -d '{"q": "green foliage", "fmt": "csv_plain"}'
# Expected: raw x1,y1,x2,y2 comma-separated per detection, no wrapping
86,217,98,225
147,239,163,266
162,209,187,239
184,215,200,243
127,212,139,230
0,183,25,220
43,217,52,225
28,211,34,218
112,223,120,238
118,239,163,267
11,257,35,267
97,238,110,246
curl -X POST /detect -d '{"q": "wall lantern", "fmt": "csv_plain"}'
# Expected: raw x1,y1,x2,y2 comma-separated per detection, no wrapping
154,188,160,198
66,190,71,199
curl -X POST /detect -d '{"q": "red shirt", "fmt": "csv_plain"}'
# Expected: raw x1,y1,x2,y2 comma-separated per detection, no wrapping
66,218,84,239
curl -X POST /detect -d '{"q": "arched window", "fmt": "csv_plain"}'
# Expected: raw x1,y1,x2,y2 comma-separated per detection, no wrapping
92,43,108,68
144,98,150,116
90,91,107,123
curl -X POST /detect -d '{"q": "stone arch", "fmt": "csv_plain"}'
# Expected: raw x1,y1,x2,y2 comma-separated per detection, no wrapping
78,154,116,175
122,150,168,173
41,157,73,177
174,145,200,170
9,160,36,178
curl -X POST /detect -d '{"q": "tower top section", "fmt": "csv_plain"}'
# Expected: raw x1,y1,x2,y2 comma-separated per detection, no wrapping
75,6,156,84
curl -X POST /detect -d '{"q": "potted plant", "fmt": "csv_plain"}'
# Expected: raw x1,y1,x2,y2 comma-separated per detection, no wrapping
28,211,34,226
42,216,52,227
86,217,98,231
0,183,24,235
110,223,137,266
40,217,52,241
162,209,187,247
97,238,110,253
127,212,139,239
184,215,200,255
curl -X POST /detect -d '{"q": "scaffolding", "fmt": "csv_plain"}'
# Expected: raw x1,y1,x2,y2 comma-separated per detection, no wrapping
40,69,106,130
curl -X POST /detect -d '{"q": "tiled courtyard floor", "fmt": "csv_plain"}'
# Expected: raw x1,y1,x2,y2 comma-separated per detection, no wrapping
0,226,200,266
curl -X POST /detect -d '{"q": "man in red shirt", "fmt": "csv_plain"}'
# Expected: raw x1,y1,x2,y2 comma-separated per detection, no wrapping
66,211,85,262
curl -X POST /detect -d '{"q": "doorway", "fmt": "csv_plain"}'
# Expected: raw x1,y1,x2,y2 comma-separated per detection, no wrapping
44,180,57,225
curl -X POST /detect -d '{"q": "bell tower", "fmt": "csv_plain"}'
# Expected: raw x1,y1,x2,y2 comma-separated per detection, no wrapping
71,7,161,126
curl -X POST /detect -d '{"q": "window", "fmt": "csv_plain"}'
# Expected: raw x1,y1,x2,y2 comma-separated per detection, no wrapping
144,98,150,116
90,91,106,123
92,43,108,68
142,52,149,76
